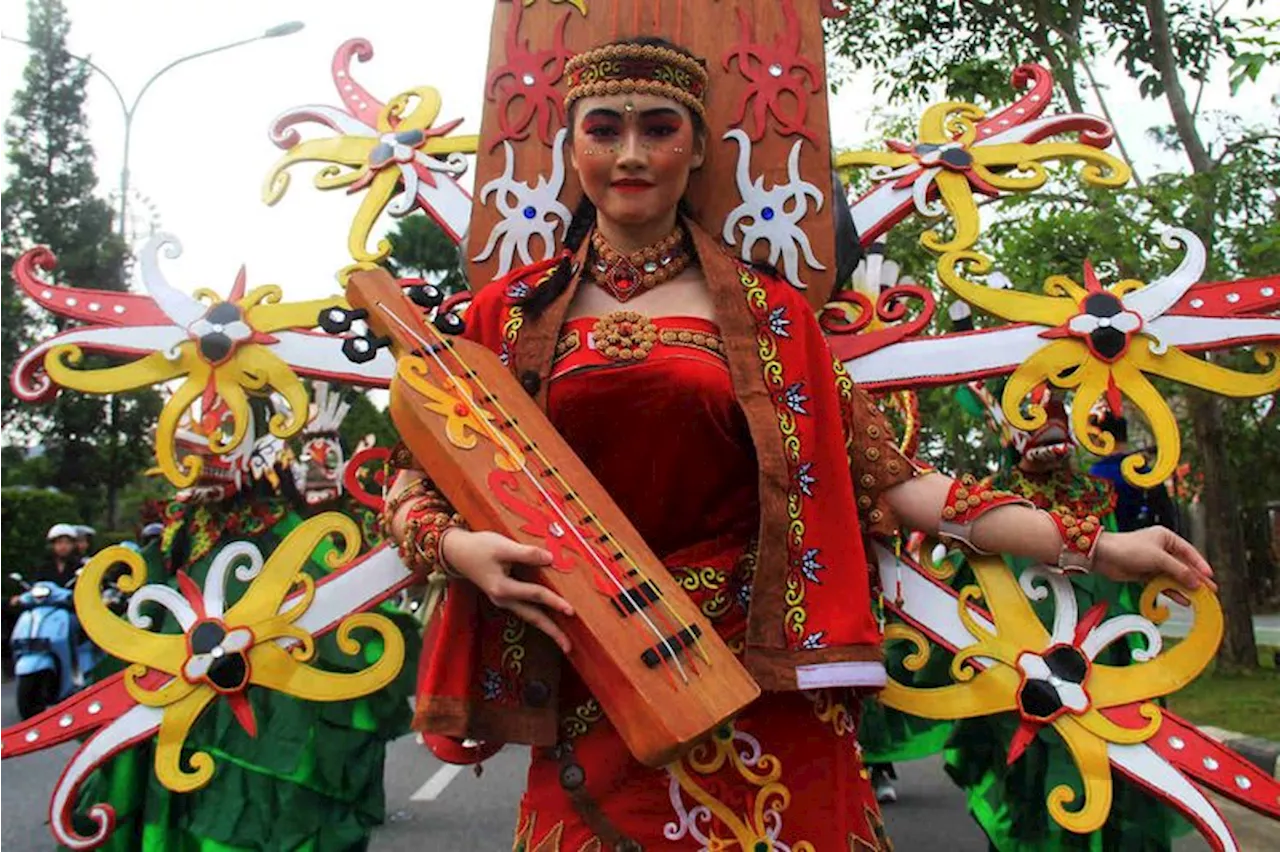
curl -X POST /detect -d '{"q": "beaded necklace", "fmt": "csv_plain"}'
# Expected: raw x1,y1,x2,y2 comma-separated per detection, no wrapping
588,225,691,302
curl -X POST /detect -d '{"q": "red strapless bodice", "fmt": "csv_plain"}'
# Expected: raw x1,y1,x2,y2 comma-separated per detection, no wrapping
545,313,759,558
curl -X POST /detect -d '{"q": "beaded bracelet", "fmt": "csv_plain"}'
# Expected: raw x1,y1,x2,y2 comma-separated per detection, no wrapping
399,503,468,578
1047,509,1103,575
937,474,1034,553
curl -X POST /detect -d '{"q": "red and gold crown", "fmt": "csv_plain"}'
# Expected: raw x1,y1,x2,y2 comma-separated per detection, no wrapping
564,42,708,120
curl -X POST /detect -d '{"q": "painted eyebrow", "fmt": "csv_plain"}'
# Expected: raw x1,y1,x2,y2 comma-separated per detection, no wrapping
581,107,684,121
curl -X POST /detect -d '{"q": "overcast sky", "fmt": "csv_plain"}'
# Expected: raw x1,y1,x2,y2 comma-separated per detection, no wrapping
1,1,1276,306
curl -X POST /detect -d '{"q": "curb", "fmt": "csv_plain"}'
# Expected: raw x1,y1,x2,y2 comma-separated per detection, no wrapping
1198,725,1280,779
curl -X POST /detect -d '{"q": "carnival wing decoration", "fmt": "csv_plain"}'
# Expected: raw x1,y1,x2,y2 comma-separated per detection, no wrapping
875,542,1279,851
4,8,1279,851
838,64,1131,253
263,38,479,275
842,228,1280,488
1,514,414,850
10,234,398,487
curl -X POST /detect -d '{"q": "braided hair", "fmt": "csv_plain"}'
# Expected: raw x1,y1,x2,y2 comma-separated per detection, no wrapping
522,36,707,319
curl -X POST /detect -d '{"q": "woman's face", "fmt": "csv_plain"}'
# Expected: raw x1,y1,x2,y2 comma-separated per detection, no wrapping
569,92,704,233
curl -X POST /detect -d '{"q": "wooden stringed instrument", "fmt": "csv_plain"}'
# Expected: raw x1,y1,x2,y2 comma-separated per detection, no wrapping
335,268,760,767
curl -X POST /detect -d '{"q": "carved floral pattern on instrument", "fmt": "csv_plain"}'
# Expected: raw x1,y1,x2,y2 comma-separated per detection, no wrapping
488,469,614,593
398,355,526,470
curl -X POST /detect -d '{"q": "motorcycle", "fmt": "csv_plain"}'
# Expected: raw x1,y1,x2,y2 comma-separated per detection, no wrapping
7,571,118,719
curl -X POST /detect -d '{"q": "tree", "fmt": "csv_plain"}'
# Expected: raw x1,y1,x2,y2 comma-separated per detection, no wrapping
1,0,160,528
384,214,469,295
828,0,1278,667
337,389,398,452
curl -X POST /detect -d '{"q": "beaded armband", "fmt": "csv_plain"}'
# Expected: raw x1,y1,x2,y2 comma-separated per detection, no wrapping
381,477,468,577
401,502,469,578
1047,509,1103,575
938,474,1033,553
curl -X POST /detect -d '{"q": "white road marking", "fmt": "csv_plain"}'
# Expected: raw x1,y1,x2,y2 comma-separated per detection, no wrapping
410,763,463,802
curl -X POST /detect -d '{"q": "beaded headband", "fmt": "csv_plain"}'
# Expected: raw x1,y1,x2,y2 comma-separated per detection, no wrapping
564,43,708,121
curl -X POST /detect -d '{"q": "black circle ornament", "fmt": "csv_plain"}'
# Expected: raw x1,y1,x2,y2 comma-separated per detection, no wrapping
208,652,250,692
196,302,247,364
1016,644,1090,722
189,620,226,655
188,619,252,692
1081,291,1130,361
939,146,975,169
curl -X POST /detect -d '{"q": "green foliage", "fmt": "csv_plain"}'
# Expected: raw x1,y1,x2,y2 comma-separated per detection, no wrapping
384,214,469,296
1,0,162,527
829,0,1280,634
0,486,78,595
337,388,398,451
1224,15,1280,94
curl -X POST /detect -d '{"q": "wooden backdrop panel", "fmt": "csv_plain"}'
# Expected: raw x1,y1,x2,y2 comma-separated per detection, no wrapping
466,0,836,310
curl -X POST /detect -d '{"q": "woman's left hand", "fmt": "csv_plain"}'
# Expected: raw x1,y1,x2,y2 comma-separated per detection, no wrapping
1092,526,1217,599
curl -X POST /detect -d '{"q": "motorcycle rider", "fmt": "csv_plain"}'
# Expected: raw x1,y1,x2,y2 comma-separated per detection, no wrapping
10,524,81,605
73,524,96,565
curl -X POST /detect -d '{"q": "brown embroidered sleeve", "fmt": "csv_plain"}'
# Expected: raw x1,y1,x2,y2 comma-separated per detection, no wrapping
844,386,921,538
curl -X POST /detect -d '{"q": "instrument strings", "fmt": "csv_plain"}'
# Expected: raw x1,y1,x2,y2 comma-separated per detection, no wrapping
376,301,703,686
433,333,713,670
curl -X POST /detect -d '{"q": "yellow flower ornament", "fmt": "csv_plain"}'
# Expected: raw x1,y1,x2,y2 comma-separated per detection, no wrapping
936,229,1280,487
878,544,1221,835
839,64,1130,253
74,514,404,793
27,234,344,488
263,38,478,275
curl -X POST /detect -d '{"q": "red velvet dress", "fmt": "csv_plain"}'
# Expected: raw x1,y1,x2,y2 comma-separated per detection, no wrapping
513,315,890,851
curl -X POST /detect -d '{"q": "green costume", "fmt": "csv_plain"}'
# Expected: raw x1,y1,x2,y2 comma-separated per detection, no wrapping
70,493,418,852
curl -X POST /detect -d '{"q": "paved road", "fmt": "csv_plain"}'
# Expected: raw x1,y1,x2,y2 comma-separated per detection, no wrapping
1159,607,1280,646
1,680,1267,850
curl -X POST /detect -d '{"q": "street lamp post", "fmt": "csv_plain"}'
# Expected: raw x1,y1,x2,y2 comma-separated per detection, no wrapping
2,20,304,529
3,20,305,237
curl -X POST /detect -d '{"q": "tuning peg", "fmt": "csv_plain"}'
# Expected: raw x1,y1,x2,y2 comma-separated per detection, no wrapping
406,283,444,310
341,332,391,364
318,306,368,335
433,310,465,336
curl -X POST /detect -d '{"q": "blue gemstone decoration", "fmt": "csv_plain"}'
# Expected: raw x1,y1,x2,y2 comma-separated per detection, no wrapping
522,206,537,219
761,206,775,221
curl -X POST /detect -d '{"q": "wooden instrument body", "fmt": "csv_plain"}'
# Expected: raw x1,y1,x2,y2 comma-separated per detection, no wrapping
347,269,759,767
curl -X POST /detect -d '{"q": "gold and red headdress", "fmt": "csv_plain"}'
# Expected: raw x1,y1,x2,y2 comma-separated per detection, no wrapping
564,42,708,121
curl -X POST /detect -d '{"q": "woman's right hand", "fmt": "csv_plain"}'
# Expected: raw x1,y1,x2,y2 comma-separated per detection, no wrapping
440,529,576,653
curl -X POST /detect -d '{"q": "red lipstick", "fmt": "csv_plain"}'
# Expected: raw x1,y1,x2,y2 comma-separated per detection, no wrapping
611,178,654,193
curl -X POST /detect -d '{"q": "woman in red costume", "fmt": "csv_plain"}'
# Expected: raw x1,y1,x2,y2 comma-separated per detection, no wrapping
385,37,1215,851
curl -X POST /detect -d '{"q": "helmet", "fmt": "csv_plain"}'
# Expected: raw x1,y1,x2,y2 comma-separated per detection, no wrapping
120,541,142,553
47,523,79,541
75,525,96,538
141,522,164,539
